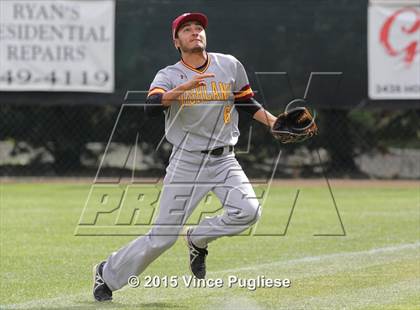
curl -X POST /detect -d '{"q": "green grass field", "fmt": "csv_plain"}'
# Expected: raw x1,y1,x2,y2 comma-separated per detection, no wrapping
1,181,419,309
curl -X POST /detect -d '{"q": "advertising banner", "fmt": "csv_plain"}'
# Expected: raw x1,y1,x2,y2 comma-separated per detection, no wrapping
368,1,420,99
0,0,115,92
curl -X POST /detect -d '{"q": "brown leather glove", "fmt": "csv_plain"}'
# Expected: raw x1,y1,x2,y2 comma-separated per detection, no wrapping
272,106,318,144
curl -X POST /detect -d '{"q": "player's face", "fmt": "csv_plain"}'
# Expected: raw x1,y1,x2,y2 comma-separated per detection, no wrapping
175,21,207,53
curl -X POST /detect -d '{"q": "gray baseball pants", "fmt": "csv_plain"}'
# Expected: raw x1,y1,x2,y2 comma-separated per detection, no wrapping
102,146,261,291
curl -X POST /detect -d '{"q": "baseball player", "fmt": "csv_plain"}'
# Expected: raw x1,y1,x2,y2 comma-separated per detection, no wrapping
93,12,278,301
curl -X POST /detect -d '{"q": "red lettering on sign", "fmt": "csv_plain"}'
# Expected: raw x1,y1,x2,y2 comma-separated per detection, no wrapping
380,7,420,65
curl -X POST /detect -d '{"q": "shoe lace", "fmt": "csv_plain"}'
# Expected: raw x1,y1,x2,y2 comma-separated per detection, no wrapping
190,244,208,263
95,273,105,287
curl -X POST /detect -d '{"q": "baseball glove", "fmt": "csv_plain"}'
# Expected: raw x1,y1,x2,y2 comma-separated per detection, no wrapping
272,100,318,144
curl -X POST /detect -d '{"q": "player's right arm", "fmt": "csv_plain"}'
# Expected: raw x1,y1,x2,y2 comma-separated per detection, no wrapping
161,73,214,107
145,72,214,117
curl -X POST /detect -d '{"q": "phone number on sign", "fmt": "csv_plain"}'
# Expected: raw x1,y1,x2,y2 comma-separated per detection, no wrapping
0,69,110,86
128,275,291,291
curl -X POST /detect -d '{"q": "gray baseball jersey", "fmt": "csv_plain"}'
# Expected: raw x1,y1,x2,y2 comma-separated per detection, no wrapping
147,52,254,151
102,53,261,292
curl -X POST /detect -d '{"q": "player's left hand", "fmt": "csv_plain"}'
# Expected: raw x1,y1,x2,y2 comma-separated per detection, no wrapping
271,102,318,144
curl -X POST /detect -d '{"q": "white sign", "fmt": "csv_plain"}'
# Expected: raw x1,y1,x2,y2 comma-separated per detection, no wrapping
0,0,115,93
368,2,420,99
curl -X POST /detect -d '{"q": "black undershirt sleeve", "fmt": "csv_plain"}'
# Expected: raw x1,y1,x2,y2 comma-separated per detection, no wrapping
234,97,263,116
144,93,167,117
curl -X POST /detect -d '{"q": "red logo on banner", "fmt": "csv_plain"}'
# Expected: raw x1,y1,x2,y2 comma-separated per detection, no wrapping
380,7,420,65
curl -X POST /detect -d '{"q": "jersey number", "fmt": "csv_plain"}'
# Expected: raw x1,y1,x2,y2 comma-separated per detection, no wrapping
224,105,232,124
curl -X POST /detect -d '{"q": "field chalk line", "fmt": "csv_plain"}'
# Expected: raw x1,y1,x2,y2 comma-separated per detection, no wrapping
2,241,420,309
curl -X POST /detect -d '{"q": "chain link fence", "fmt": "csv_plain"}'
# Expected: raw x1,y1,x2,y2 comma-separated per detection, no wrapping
1,0,419,179
1,103,419,179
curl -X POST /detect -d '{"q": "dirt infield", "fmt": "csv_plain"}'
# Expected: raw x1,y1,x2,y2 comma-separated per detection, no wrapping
0,177,418,188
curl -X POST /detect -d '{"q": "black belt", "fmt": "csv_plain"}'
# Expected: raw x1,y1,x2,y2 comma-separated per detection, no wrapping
201,145,234,156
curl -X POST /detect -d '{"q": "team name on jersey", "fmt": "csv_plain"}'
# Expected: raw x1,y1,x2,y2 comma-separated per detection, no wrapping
179,81,232,105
